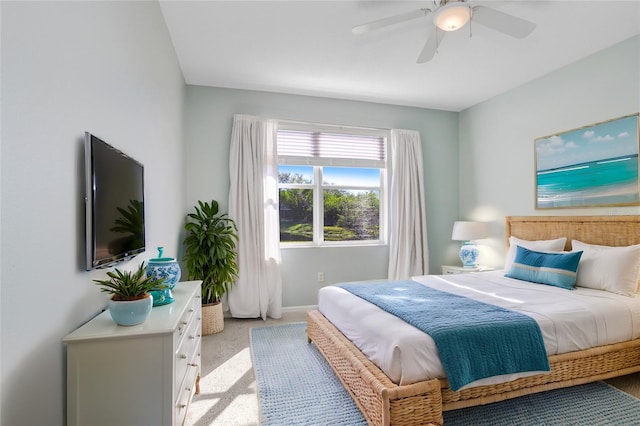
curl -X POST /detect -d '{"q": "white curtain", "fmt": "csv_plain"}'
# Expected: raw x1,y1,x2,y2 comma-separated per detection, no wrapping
388,129,429,280
228,115,282,320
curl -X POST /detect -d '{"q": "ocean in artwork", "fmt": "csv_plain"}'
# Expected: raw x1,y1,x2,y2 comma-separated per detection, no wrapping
537,154,639,208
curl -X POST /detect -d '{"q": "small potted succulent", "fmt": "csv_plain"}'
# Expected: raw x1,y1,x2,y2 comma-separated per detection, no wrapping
93,263,166,326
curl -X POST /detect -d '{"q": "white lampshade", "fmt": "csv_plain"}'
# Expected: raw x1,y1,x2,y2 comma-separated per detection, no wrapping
451,221,489,241
434,3,471,32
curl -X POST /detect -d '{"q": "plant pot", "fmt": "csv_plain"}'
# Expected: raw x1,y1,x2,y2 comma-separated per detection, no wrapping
202,302,224,335
108,294,153,326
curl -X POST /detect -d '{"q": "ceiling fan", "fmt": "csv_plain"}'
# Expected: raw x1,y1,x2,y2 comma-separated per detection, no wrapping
352,0,536,63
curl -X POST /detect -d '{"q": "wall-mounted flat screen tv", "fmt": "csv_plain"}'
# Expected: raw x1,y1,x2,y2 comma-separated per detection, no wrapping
84,132,145,270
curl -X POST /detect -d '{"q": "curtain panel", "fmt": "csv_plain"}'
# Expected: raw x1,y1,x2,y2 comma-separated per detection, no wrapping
228,115,282,319
388,129,429,280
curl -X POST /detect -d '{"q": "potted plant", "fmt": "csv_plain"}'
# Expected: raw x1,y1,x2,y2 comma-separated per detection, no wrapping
93,263,166,326
183,200,239,335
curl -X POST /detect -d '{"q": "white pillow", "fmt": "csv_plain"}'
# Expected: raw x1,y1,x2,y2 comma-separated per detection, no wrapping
571,240,640,296
504,236,567,272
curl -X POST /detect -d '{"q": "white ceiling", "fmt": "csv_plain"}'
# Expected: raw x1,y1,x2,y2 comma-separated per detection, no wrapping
159,1,640,112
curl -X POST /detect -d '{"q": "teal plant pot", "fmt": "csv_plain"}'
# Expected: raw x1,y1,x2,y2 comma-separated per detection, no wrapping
108,295,153,326
146,247,181,306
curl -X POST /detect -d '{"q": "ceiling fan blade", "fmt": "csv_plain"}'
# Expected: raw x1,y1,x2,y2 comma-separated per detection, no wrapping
471,6,536,39
417,24,440,64
352,8,431,35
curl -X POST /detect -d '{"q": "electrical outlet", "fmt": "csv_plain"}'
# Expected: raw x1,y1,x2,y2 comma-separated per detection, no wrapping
317,272,325,282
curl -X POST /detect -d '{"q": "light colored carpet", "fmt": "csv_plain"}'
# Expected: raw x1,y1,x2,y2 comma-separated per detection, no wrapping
185,309,640,426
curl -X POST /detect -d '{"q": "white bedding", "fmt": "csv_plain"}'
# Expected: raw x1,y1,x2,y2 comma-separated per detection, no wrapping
317,271,640,389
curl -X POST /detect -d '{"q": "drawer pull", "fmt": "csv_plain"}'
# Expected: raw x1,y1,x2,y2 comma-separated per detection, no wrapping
181,321,188,325
186,387,192,392
178,404,187,409
189,309,194,313
188,363,198,367
189,335,195,340
180,354,187,359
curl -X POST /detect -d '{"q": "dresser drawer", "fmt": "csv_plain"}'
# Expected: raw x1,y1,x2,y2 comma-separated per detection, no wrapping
176,295,198,346
175,361,199,426
175,312,201,395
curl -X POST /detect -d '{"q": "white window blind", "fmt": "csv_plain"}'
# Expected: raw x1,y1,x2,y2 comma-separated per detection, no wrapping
277,129,386,168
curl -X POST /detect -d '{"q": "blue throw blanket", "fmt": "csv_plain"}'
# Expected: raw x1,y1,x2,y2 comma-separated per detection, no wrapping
337,280,550,391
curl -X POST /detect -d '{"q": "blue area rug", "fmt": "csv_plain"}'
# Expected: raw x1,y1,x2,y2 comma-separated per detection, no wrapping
250,323,640,426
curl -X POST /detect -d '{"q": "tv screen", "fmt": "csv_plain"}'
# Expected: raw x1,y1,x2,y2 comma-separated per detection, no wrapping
85,132,145,270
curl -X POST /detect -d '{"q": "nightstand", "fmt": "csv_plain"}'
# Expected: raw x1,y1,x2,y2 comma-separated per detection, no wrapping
441,265,495,275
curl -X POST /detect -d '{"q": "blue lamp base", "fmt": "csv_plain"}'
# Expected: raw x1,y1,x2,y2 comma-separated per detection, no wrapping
459,241,479,267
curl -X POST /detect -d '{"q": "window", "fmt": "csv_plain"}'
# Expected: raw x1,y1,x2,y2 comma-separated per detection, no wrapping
277,123,387,246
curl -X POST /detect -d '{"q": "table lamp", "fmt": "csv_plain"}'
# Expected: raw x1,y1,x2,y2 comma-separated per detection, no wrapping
451,221,489,267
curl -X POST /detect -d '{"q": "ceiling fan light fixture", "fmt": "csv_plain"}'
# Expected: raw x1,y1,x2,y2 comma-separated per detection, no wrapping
434,3,471,32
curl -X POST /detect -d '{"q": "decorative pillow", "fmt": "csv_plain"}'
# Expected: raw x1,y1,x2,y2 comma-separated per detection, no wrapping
571,240,640,296
504,236,567,272
505,246,583,290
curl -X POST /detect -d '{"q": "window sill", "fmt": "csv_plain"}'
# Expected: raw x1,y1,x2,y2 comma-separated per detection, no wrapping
280,242,387,250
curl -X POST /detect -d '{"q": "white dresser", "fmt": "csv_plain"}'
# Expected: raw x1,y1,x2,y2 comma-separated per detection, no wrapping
64,280,202,426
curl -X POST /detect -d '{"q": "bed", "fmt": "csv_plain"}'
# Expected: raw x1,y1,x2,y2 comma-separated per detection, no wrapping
306,215,640,426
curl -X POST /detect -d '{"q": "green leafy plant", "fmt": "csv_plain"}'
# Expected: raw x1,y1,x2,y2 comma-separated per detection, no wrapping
183,200,239,305
93,263,166,301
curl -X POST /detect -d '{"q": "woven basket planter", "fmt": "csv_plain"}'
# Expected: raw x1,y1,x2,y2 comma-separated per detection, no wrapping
202,302,224,335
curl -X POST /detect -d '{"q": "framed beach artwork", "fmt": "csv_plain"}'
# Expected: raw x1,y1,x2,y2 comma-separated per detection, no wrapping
535,113,640,209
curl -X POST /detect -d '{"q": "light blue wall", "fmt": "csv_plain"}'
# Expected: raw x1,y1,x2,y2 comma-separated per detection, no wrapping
459,35,640,268
1,2,185,424
184,87,459,306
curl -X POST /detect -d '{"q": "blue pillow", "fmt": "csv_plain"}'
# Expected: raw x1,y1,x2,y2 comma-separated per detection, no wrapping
505,246,583,290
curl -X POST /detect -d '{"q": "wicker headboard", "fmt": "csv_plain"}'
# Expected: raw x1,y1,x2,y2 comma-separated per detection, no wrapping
505,216,640,251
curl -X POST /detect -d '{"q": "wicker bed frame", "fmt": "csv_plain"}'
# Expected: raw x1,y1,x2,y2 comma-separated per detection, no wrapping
306,215,640,426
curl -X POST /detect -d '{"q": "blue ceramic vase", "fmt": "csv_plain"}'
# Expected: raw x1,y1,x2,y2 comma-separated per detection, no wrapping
146,247,181,306
459,242,479,267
